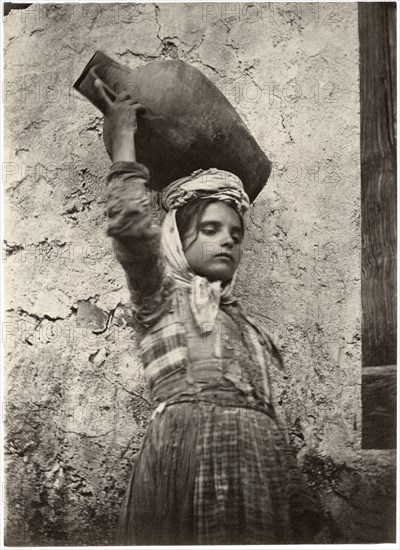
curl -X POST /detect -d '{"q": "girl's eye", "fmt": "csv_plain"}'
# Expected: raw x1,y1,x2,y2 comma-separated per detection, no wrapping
202,227,216,236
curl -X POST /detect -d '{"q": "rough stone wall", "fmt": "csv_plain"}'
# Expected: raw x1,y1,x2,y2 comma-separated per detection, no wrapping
3,2,395,545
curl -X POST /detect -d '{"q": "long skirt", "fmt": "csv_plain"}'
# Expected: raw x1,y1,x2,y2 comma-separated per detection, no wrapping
116,401,318,545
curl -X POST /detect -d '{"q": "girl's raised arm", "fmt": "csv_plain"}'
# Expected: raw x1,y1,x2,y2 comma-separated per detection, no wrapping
100,86,173,327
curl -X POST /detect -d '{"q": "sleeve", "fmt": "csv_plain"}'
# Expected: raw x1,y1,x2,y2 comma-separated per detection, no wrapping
106,160,174,327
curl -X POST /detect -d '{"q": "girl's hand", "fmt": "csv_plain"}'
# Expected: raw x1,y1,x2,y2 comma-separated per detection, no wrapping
95,80,145,134
95,80,145,162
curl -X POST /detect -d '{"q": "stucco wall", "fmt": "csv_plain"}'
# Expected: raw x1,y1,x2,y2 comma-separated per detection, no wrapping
3,2,395,545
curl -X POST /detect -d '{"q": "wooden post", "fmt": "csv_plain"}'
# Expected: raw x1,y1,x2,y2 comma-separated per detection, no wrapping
359,3,397,449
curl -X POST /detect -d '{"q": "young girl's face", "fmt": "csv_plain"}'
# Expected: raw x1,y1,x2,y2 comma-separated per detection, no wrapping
182,201,243,282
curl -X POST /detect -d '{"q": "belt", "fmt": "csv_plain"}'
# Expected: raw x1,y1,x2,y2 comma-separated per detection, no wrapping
150,397,276,421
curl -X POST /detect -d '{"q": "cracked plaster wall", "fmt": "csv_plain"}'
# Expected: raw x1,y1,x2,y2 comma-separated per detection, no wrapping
3,2,395,545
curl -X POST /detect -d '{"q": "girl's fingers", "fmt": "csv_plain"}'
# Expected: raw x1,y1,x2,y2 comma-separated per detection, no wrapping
115,92,144,106
124,97,142,108
116,91,133,102
94,79,114,111
131,102,146,114
95,81,145,124
118,98,146,114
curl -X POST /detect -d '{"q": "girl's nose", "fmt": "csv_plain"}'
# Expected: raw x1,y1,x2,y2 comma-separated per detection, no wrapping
221,231,234,249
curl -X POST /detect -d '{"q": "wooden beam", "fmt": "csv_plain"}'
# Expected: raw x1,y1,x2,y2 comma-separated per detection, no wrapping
359,3,397,449
359,2,397,368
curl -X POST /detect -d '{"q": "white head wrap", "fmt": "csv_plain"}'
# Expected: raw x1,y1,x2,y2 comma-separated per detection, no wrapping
161,167,250,215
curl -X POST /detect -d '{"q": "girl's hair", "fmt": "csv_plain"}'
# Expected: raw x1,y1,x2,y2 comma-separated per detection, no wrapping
175,198,244,250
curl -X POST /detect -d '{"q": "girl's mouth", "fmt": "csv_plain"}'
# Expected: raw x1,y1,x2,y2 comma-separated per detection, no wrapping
214,252,234,262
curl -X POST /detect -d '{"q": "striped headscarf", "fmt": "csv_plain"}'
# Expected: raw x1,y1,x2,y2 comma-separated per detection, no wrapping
161,168,250,215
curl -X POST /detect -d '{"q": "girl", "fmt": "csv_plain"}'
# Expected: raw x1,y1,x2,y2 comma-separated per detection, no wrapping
99,87,320,544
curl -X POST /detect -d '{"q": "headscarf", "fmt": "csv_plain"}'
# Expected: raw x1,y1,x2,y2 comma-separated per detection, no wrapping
160,168,250,335
161,168,250,215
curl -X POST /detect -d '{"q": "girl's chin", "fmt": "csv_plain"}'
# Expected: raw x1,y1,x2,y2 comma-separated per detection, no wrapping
202,268,234,283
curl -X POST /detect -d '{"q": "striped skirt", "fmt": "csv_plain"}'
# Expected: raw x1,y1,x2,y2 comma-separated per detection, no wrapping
116,402,318,545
